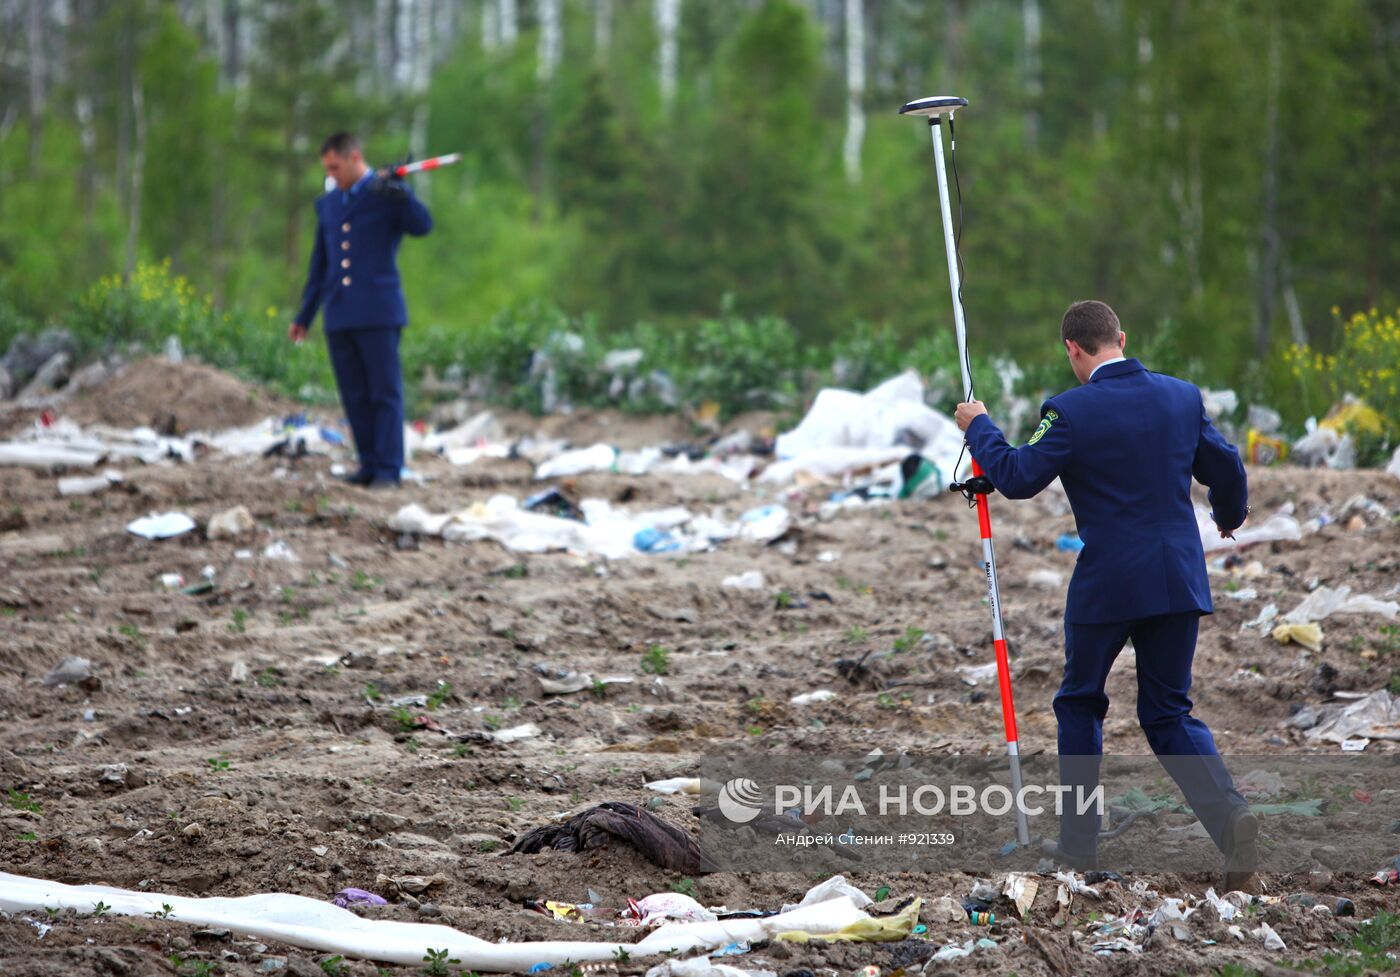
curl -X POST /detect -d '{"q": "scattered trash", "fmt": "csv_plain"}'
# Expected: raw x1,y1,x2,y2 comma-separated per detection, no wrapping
57,469,123,497
1027,569,1064,589
126,512,197,540
1055,533,1084,553
1271,622,1324,652
624,893,717,925
1003,873,1039,918
774,897,920,943
780,876,872,914
207,505,256,540
1199,505,1302,552
1254,921,1287,951
1283,585,1398,624
42,656,96,689
634,526,683,553
644,778,706,795
535,444,617,480
262,540,299,562
158,573,185,590
524,487,585,522
491,722,542,744
722,571,766,590
789,690,837,706
331,888,388,909
1305,689,1400,746
536,668,633,695
1371,856,1400,886
737,505,790,544
509,801,719,874
766,374,963,489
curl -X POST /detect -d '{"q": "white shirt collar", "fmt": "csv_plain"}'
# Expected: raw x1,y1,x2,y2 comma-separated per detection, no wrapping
1089,356,1127,380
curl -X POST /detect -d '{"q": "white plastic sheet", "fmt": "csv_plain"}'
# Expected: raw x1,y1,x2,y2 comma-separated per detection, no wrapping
1198,505,1302,553
126,512,197,540
1283,585,1399,623
770,371,965,487
0,873,871,972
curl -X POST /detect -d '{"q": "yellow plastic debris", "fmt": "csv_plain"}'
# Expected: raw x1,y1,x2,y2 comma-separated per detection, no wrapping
775,897,922,944
1272,622,1324,653
1319,400,1384,437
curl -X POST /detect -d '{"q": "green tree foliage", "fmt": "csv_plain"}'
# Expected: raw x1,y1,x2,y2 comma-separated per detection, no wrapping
0,0,1397,414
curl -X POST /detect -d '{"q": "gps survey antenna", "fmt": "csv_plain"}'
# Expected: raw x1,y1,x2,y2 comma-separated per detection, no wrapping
899,95,1030,848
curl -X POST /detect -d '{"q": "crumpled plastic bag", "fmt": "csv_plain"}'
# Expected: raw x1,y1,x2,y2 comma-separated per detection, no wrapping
1306,690,1400,744
1283,585,1399,624
775,897,920,943
780,875,872,914
1271,622,1323,652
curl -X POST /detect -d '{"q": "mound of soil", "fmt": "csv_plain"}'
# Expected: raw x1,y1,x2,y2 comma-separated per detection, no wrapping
64,357,297,432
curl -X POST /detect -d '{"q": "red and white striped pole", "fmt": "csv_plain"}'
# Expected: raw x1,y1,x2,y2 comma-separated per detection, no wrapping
392,153,461,177
900,96,1030,848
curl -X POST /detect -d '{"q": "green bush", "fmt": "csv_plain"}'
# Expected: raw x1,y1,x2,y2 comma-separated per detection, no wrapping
69,259,335,401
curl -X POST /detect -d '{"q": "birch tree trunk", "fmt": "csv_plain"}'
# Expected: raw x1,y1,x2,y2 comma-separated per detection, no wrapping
538,0,561,82
498,0,517,48
1022,0,1041,149
26,0,46,173
594,0,612,61
656,0,681,106
841,0,864,184
124,79,146,283
481,0,500,51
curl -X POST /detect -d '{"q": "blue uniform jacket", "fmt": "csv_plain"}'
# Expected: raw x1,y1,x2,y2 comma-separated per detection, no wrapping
965,358,1248,625
294,176,433,333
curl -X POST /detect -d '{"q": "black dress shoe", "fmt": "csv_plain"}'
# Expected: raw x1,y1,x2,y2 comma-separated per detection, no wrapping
1222,806,1259,891
338,468,374,485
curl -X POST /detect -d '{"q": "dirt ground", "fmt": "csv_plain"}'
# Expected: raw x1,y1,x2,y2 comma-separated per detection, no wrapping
1,362,1398,977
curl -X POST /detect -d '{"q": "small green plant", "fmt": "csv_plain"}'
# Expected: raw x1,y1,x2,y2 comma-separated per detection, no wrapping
613,947,632,963
350,570,380,592
673,878,698,899
363,682,382,701
453,743,473,758
421,947,460,976
641,644,670,675
590,678,608,698
506,796,525,812
504,564,528,579
875,693,898,710
92,900,111,916
893,626,926,653
18,831,37,841
482,713,503,730
427,680,454,710
229,608,248,633
391,707,419,730
320,954,346,976
478,839,498,853
255,668,282,688
404,737,421,754
285,499,304,513
845,624,869,643
152,903,175,920
774,589,796,609
7,788,41,813
205,755,230,772
745,696,767,715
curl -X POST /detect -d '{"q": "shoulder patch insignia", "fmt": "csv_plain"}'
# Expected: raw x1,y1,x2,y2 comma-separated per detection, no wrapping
1027,409,1059,446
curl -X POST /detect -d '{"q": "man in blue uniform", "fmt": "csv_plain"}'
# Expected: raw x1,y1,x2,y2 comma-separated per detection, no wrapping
289,132,433,488
954,300,1257,888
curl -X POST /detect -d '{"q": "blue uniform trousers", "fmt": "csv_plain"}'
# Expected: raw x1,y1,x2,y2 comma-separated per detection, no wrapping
1055,611,1247,856
326,326,404,481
